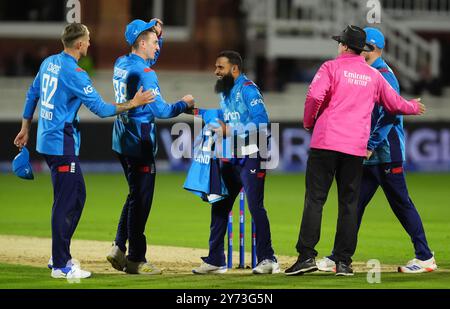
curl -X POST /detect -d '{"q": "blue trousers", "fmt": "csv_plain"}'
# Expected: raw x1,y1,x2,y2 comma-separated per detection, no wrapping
44,155,86,269
114,153,155,262
330,162,432,261
204,157,276,267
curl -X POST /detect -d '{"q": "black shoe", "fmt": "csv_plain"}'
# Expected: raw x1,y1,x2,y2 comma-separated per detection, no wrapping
335,262,354,276
285,257,318,276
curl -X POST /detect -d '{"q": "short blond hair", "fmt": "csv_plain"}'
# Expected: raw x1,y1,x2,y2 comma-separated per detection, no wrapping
131,28,158,50
61,23,89,48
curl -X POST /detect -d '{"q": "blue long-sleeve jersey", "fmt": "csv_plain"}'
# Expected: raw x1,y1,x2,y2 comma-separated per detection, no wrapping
22,51,117,156
112,52,188,158
184,112,229,203
197,74,269,157
365,57,405,165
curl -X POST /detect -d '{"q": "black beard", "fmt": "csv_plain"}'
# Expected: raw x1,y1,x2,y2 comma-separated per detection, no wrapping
214,74,235,96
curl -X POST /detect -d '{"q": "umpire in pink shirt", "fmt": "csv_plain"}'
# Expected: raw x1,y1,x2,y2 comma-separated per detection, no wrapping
285,25,425,276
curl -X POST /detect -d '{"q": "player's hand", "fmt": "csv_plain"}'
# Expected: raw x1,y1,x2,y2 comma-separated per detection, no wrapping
132,87,155,107
415,98,426,115
212,119,231,137
150,18,163,37
366,150,373,160
14,129,29,149
181,94,195,109
185,107,198,115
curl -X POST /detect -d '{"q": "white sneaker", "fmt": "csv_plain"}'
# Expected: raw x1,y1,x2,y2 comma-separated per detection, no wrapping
252,259,281,274
125,261,162,275
316,257,336,272
192,262,227,274
47,257,77,269
51,264,91,279
398,255,437,273
106,244,127,272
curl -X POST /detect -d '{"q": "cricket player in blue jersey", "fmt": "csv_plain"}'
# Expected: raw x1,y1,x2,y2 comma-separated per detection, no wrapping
190,51,279,274
13,23,155,279
106,19,195,275
316,27,437,274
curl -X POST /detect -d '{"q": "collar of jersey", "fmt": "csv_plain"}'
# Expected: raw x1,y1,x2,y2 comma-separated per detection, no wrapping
128,53,148,65
234,74,246,86
371,56,386,70
222,74,247,100
336,53,365,63
61,51,78,64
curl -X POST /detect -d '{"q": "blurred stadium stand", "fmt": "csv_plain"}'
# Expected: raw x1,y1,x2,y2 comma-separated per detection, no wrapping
1,72,450,122
242,0,450,94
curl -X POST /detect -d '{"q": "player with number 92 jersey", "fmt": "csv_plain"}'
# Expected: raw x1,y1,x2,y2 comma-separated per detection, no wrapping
23,52,118,156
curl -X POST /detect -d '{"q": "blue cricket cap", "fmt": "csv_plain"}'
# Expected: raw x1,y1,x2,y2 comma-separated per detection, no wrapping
364,27,385,49
125,19,157,46
12,146,34,180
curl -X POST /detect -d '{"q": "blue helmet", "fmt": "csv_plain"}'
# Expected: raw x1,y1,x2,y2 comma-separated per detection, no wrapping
364,27,385,49
12,146,34,180
125,19,157,46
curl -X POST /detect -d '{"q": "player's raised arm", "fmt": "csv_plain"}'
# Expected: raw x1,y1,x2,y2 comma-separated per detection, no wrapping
67,67,155,118
141,72,194,118
147,18,163,67
376,74,425,115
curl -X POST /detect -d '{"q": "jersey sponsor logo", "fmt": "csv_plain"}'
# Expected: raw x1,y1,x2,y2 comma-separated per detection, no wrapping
47,63,61,75
344,70,372,87
114,67,128,79
250,98,263,107
144,68,153,73
83,85,94,94
235,91,241,103
149,88,160,96
224,111,240,121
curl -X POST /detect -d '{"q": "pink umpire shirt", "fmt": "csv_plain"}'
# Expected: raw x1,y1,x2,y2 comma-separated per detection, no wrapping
303,53,420,157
